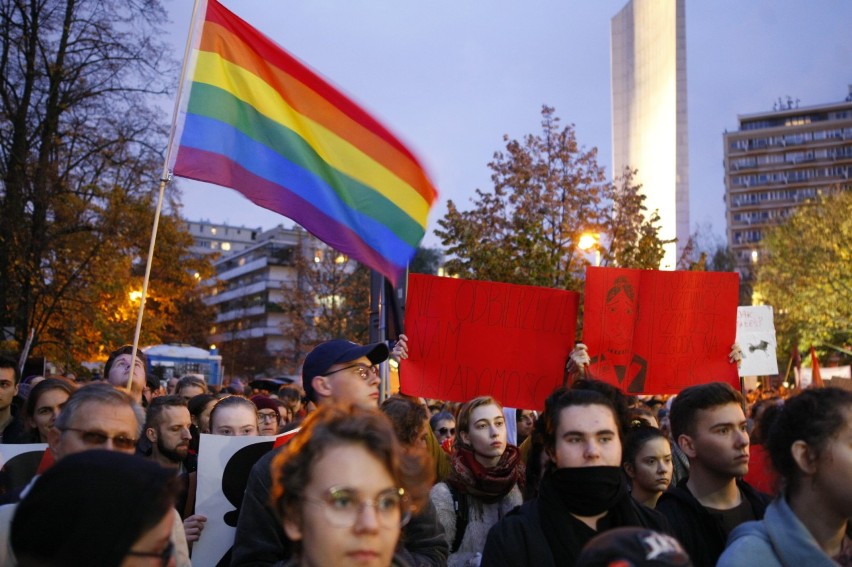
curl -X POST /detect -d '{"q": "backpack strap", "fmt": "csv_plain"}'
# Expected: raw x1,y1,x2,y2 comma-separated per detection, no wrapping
447,483,469,553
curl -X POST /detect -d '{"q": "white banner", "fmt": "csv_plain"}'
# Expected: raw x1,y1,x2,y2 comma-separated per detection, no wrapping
736,305,779,377
191,434,276,566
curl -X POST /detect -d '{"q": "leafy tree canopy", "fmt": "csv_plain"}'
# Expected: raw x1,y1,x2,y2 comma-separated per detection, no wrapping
0,0,213,368
435,105,669,291
754,189,851,359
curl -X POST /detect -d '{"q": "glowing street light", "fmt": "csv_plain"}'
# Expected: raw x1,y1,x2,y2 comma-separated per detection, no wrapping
578,233,601,267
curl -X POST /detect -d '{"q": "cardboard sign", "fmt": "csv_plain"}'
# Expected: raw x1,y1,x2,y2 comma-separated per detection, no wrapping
583,267,739,394
192,434,276,566
400,274,579,409
736,306,779,377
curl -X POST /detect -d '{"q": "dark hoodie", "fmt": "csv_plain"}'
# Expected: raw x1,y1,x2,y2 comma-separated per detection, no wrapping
656,478,770,567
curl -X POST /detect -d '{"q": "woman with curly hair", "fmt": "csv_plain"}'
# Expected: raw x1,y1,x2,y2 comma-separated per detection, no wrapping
271,404,431,567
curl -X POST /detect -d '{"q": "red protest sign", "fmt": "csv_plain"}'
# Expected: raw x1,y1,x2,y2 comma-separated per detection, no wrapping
400,275,579,409
582,267,739,394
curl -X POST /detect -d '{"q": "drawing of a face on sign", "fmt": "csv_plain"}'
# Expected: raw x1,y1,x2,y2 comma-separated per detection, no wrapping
605,277,637,365
589,275,647,393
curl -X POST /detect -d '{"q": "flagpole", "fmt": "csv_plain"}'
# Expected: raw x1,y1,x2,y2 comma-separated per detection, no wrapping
127,0,205,392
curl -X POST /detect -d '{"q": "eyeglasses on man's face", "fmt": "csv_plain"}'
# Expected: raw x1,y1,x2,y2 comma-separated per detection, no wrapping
305,486,411,529
437,427,455,436
257,411,279,423
324,363,380,382
59,427,138,450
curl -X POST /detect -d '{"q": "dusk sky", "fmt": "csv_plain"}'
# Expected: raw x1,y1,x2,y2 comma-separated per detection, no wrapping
165,0,852,250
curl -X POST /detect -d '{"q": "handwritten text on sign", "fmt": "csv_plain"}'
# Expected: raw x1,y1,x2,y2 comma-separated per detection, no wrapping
736,305,779,377
400,275,579,409
583,267,739,394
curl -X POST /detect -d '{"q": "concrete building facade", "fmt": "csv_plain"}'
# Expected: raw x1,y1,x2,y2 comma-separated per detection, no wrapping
723,94,852,283
611,0,689,269
185,220,261,257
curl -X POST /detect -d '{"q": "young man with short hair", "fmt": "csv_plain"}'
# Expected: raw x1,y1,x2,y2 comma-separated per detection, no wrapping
0,357,20,441
481,385,668,566
143,396,207,547
174,375,207,403
656,382,770,567
144,396,193,470
103,345,148,405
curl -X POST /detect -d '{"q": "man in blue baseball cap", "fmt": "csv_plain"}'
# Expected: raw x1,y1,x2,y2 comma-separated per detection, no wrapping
301,339,393,410
232,335,453,567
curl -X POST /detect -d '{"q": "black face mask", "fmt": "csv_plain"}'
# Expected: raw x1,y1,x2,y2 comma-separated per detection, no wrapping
547,466,628,516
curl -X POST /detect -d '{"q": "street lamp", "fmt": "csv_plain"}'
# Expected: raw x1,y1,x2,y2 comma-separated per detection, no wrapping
578,233,601,267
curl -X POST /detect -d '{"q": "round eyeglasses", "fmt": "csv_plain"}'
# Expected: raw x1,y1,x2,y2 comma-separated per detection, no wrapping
323,364,380,382
304,486,411,528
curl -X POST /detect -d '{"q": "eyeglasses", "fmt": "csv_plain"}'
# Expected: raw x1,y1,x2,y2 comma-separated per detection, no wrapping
257,411,280,423
126,541,174,566
305,486,411,528
324,364,380,382
437,427,455,436
58,427,138,450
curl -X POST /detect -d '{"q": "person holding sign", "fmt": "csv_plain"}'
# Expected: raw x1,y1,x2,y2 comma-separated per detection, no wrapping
481,383,669,566
430,396,524,567
270,404,431,567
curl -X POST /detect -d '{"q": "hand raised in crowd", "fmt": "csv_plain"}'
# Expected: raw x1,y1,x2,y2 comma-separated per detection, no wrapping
391,333,409,361
569,342,591,374
728,343,743,369
183,514,207,544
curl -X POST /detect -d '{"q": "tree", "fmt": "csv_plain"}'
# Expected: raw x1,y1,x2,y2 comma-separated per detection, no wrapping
0,0,211,367
410,246,444,275
435,106,669,290
754,189,851,359
603,168,670,269
278,239,371,375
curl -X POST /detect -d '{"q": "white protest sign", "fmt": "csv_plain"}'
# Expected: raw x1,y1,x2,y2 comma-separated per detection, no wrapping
191,433,276,566
736,305,779,377
0,443,47,495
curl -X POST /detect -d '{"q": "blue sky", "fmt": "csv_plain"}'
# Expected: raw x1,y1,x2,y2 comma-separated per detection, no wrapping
166,0,852,250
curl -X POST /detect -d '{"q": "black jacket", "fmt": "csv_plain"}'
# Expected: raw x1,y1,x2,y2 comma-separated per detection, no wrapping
656,478,771,567
481,493,669,567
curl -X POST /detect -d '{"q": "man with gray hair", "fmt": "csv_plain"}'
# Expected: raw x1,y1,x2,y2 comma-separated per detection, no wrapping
0,384,190,566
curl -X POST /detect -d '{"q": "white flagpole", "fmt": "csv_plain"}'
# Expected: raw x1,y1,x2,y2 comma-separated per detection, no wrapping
127,0,206,392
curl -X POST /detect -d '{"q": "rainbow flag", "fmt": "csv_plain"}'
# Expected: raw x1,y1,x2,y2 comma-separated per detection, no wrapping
169,0,437,286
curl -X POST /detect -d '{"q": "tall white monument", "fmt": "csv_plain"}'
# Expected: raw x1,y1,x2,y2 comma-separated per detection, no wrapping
611,0,688,269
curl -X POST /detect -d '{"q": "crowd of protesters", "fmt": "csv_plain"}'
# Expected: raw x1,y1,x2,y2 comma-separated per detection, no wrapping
0,334,848,567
